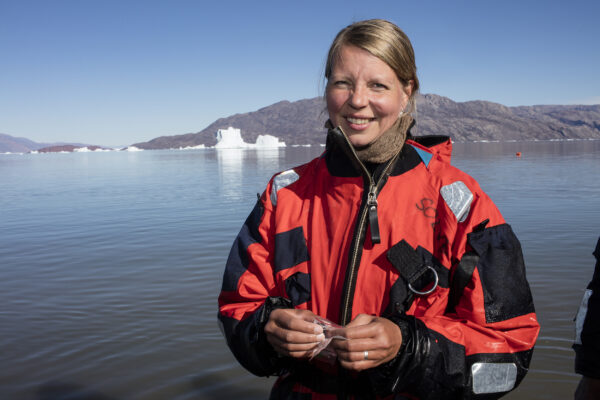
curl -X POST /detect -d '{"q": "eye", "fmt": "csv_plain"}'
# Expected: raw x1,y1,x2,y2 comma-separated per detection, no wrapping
371,82,389,90
333,80,351,88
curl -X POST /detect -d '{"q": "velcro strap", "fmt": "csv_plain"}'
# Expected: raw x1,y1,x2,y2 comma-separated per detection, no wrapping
446,252,479,314
387,240,429,285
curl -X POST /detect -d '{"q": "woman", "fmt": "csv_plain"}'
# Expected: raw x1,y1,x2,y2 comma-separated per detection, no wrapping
218,19,539,399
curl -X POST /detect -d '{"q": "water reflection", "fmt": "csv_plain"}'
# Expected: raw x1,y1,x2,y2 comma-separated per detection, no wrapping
1,142,598,400
254,147,284,172
216,147,287,201
216,148,244,201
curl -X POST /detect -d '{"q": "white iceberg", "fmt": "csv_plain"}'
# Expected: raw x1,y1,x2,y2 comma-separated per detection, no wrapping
255,134,285,148
214,127,285,149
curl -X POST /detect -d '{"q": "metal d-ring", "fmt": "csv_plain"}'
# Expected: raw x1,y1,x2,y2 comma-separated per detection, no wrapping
408,266,439,295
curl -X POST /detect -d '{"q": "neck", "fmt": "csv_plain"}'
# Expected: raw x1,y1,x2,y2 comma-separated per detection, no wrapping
354,114,414,164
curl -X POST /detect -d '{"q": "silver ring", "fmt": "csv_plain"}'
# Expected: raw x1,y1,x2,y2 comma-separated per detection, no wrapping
408,266,439,295
364,350,369,360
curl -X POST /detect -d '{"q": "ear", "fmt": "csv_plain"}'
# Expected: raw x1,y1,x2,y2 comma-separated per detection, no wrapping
403,80,414,97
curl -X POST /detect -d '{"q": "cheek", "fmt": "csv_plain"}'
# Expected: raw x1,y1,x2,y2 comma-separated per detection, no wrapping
373,94,406,118
326,91,347,118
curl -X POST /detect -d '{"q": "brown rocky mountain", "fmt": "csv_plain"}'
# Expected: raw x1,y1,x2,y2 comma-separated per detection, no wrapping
132,94,600,149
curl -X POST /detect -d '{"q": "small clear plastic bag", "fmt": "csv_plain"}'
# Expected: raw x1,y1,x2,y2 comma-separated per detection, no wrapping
309,316,347,361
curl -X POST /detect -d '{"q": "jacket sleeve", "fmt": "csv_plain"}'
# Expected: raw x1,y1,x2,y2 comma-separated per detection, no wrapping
217,185,291,377
573,237,600,379
370,187,540,399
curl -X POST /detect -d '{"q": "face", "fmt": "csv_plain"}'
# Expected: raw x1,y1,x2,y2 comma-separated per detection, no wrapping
326,45,412,147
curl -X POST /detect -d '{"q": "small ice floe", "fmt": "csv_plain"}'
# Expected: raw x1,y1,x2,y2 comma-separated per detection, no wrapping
179,144,206,150
125,146,143,152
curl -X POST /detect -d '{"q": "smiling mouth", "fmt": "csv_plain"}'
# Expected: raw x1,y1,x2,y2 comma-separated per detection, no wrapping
346,117,373,125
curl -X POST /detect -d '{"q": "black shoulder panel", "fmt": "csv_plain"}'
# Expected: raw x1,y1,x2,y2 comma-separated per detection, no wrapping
469,224,535,323
274,226,310,272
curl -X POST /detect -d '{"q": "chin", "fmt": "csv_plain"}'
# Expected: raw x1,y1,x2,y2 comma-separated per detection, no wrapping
347,135,372,148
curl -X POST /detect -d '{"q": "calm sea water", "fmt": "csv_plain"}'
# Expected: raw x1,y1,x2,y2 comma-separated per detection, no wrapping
1,141,599,399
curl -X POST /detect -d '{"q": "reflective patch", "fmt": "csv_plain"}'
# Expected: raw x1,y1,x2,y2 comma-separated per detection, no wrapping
575,289,592,345
270,169,299,206
440,181,473,222
471,362,517,394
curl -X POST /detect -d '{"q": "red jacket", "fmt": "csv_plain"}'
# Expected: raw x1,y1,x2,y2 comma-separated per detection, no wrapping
218,127,539,399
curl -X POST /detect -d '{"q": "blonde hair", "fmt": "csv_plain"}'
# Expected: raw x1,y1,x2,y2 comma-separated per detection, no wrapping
325,19,420,114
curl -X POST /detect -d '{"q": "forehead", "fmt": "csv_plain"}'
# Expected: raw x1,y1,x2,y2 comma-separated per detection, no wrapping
331,45,396,79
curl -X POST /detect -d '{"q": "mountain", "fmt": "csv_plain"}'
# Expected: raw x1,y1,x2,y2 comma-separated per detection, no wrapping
0,133,47,153
132,98,328,149
416,95,600,142
0,133,91,153
4,95,599,152
131,94,600,149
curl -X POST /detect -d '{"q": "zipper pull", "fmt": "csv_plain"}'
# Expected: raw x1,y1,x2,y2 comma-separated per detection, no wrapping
367,185,380,244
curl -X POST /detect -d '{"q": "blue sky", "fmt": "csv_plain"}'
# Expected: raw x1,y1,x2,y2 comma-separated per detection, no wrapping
1,0,599,146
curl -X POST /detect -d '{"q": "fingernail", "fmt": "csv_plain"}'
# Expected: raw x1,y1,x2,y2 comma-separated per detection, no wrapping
314,325,323,334
316,333,325,341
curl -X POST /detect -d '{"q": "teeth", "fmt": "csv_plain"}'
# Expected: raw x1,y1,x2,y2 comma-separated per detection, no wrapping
347,117,370,125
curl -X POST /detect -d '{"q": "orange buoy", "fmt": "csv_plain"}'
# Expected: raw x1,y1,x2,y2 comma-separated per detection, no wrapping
516,152,522,157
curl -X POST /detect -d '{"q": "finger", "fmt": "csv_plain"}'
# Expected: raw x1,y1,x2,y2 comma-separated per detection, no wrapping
268,334,323,359
327,314,375,339
340,323,380,340
271,309,323,334
269,335,323,353
266,325,325,345
326,327,347,339
338,350,384,363
330,337,373,352
345,313,375,327
338,347,395,371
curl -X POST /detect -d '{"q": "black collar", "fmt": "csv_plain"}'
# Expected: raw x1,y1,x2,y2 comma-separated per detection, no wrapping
323,125,423,178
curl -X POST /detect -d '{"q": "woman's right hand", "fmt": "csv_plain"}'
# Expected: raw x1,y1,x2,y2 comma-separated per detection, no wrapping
265,308,325,359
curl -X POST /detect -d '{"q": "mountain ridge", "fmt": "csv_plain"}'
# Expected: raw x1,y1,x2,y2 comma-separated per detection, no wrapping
132,94,600,149
2,94,599,152
0,133,92,153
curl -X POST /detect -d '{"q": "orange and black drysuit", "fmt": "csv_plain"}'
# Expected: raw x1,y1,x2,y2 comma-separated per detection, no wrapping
218,125,540,399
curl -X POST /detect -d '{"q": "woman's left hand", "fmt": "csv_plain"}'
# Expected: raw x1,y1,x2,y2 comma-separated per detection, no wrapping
329,314,402,371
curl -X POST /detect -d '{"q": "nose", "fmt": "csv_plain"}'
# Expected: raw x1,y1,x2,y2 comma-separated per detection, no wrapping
349,85,368,109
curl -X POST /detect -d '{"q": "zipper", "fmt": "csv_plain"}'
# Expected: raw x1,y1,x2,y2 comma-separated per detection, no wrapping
337,127,401,325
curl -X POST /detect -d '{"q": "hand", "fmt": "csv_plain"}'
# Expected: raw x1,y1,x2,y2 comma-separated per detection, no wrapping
329,314,402,371
264,308,325,359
